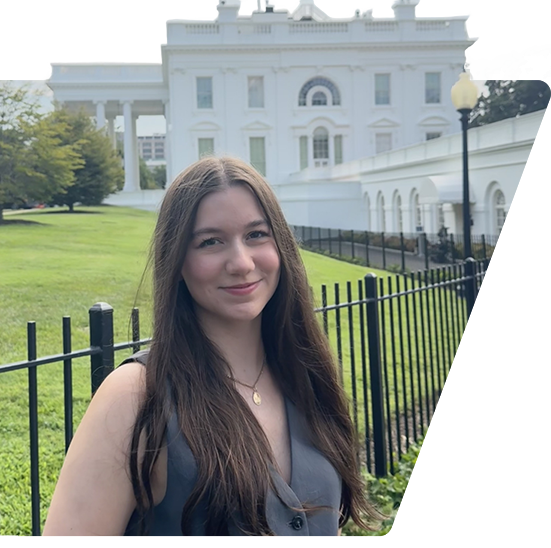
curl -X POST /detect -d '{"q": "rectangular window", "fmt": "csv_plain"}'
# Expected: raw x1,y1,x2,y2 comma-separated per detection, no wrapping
249,137,266,176
248,76,265,108
425,72,441,104
426,132,442,140
299,136,308,170
197,77,213,109
198,138,214,159
374,74,390,105
334,135,343,165
375,133,392,154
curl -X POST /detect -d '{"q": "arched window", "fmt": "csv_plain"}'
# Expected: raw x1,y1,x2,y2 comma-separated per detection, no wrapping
312,91,328,106
378,194,386,233
299,77,341,106
313,127,329,167
413,192,422,231
393,193,403,233
495,189,506,234
534,187,549,238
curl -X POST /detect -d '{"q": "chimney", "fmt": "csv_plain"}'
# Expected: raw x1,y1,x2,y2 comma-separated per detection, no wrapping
217,0,241,22
392,0,419,21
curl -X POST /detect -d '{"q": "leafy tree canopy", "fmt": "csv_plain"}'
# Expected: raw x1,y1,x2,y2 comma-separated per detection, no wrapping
469,80,550,128
50,109,124,211
0,82,82,222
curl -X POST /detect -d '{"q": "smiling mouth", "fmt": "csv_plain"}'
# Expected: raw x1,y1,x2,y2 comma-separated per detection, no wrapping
223,281,260,289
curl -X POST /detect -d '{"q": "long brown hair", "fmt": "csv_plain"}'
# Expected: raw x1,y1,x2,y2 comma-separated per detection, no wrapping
129,156,381,535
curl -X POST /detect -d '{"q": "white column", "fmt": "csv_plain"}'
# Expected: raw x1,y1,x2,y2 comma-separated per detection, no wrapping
133,116,140,191
384,205,393,233
164,100,172,187
443,203,455,234
122,101,137,192
107,118,116,149
95,101,106,130
401,205,412,236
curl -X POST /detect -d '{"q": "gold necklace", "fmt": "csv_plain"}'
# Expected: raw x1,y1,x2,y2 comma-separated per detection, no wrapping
229,358,265,406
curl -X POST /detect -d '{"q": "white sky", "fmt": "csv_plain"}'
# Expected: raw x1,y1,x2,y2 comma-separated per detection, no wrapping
0,0,551,80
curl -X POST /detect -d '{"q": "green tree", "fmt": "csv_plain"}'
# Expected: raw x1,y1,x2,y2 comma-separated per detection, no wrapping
152,164,167,189
139,156,157,189
50,109,124,211
469,80,550,128
0,83,82,222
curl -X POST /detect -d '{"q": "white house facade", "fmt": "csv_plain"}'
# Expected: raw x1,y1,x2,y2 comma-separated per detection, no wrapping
47,1,472,183
46,0,536,237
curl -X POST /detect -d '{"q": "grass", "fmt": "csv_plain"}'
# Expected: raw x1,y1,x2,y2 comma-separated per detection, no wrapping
0,206,465,534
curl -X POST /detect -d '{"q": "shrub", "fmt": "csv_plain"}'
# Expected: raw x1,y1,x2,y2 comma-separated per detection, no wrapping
343,359,551,537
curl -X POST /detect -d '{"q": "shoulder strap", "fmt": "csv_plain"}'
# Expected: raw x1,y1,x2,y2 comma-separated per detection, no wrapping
119,348,150,367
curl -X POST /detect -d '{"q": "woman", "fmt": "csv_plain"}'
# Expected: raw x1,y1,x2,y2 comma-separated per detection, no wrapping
43,156,380,536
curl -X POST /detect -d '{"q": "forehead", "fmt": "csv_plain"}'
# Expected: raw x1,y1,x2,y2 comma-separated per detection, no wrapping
194,185,265,228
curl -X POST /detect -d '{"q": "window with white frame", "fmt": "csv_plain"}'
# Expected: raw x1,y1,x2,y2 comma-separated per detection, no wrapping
495,189,506,234
249,137,266,176
312,91,328,106
197,77,213,109
425,72,441,104
334,135,343,165
298,77,341,106
313,127,329,167
414,192,422,230
378,195,386,232
395,194,403,233
375,74,391,105
426,131,442,140
375,133,392,154
534,187,549,238
248,76,264,108
198,138,214,159
299,136,308,170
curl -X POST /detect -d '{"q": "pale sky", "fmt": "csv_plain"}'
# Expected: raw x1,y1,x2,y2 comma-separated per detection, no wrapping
0,0,551,80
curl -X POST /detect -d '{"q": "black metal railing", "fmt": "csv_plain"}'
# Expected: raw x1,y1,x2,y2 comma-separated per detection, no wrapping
291,225,498,272
0,259,487,534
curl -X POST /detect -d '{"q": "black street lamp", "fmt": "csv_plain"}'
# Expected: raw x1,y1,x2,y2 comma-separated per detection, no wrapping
451,71,479,316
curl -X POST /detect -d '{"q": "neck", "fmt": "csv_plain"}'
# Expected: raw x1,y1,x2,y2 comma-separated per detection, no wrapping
197,311,265,383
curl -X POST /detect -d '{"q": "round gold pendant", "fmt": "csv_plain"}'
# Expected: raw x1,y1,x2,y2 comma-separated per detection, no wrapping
252,391,262,406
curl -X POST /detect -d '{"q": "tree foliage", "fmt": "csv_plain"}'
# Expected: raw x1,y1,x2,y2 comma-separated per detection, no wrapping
0,83,82,222
469,80,550,128
50,109,124,211
152,164,167,189
139,156,157,190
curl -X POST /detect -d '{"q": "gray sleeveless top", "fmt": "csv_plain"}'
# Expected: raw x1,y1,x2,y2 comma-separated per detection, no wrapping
122,350,342,536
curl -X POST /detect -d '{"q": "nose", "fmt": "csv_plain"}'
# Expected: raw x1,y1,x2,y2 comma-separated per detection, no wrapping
225,240,255,275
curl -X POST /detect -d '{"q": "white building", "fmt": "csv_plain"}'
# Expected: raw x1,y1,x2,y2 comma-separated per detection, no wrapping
47,0,533,237
47,0,471,184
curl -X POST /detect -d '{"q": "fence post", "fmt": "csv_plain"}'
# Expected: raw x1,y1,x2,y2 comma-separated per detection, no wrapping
338,229,342,256
365,231,370,266
481,234,487,261
381,232,386,270
89,302,115,395
351,229,355,260
318,227,322,250
364,274,388,477
520,248,534,358
400,232,405,273
465,257,482,394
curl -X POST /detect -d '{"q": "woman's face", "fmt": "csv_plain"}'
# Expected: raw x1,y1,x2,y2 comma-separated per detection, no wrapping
181,185,281,328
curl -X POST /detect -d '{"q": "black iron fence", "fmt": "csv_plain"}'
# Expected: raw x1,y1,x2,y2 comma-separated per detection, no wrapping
0,259,488,535
291,225,498,272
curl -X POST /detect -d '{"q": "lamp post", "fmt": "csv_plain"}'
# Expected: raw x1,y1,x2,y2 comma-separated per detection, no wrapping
451,70,482,394
451,71,479,317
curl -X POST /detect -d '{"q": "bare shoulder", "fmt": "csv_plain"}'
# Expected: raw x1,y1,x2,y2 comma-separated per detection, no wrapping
43,361,147,536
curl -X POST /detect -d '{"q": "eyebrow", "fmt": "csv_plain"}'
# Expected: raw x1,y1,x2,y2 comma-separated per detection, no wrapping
192,219,269,238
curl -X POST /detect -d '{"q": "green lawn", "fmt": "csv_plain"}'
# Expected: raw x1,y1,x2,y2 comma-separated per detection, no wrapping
0,206,464,534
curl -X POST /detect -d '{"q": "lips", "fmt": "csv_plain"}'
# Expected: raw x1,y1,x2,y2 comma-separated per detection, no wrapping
221,280,261,295
224,281,259,289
